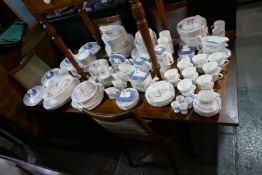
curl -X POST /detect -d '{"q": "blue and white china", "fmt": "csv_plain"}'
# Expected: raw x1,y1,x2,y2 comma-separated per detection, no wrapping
129,69,152,92
131,57,152,71
79,42,101,55
23,86,45,106
178,45,195,58
115,88,139,110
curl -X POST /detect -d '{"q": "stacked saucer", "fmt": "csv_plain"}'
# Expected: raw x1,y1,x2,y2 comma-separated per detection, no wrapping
115,88,139,110
71,80,104,111
43,75,80,110
145,81,175,107
177,15,208,49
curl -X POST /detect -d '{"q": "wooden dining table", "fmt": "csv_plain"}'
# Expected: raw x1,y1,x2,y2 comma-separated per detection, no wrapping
28,32,238,127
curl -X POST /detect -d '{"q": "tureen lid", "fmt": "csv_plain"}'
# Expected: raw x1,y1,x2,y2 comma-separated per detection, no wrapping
133,57,147,65
116,88,138,103
129,70,150,81
79,42,100,55
41,68,62,87
23,86,45,106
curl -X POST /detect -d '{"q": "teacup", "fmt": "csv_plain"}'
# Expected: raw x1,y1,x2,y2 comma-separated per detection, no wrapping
211,67,223,81
196,74,214,90
130,57,152,71
177,58,193,72
192,54,208,68
194,90,219,104
181,84,196,97
202,61,220,74
112,71,129,82
182,67,197,79
164,69,180,87
105,87,120,99
208,52,229,67
177,79,193,93
184,96,193,109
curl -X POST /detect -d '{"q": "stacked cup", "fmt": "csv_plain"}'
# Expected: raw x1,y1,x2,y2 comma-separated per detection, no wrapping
100,25,134,58
202,61,223,81
192,54,208,73
181,67,199,83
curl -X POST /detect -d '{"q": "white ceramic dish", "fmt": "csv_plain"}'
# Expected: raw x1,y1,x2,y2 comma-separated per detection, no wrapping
145,81,175,107
23,86,45,106
116,88,139,110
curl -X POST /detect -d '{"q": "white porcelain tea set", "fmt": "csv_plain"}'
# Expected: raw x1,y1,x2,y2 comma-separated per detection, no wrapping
23,17,229,117
115,88,139,110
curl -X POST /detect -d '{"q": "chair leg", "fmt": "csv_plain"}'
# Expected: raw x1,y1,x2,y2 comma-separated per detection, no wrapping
164,142,179,175
121,140,135,167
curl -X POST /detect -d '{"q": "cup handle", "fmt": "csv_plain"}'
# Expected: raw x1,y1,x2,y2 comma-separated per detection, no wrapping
218,73,223,80
166,52,174,65
223,60,229,67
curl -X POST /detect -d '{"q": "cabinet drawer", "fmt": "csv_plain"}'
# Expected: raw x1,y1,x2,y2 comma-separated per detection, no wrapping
23,0,83,14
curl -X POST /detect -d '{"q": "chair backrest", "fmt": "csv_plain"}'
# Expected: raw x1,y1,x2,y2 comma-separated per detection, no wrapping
150,1,189,39
10,54,50,90
0,155,70,175
93,15,122,29
83,109,159,142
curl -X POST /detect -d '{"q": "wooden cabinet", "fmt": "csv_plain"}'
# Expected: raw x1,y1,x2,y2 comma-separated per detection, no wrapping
26,0,82,14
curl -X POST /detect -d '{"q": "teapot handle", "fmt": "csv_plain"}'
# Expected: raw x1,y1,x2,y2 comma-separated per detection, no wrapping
166,52,174,65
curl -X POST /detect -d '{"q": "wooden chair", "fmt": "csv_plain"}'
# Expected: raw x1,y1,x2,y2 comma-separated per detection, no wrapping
150,1,189,39
0,155,70,175
83,109,178,174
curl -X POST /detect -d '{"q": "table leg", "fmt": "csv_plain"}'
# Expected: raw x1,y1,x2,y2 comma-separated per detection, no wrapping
78,5,104,48
154,0,168,30
43,22,88,80
128,0,161,78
